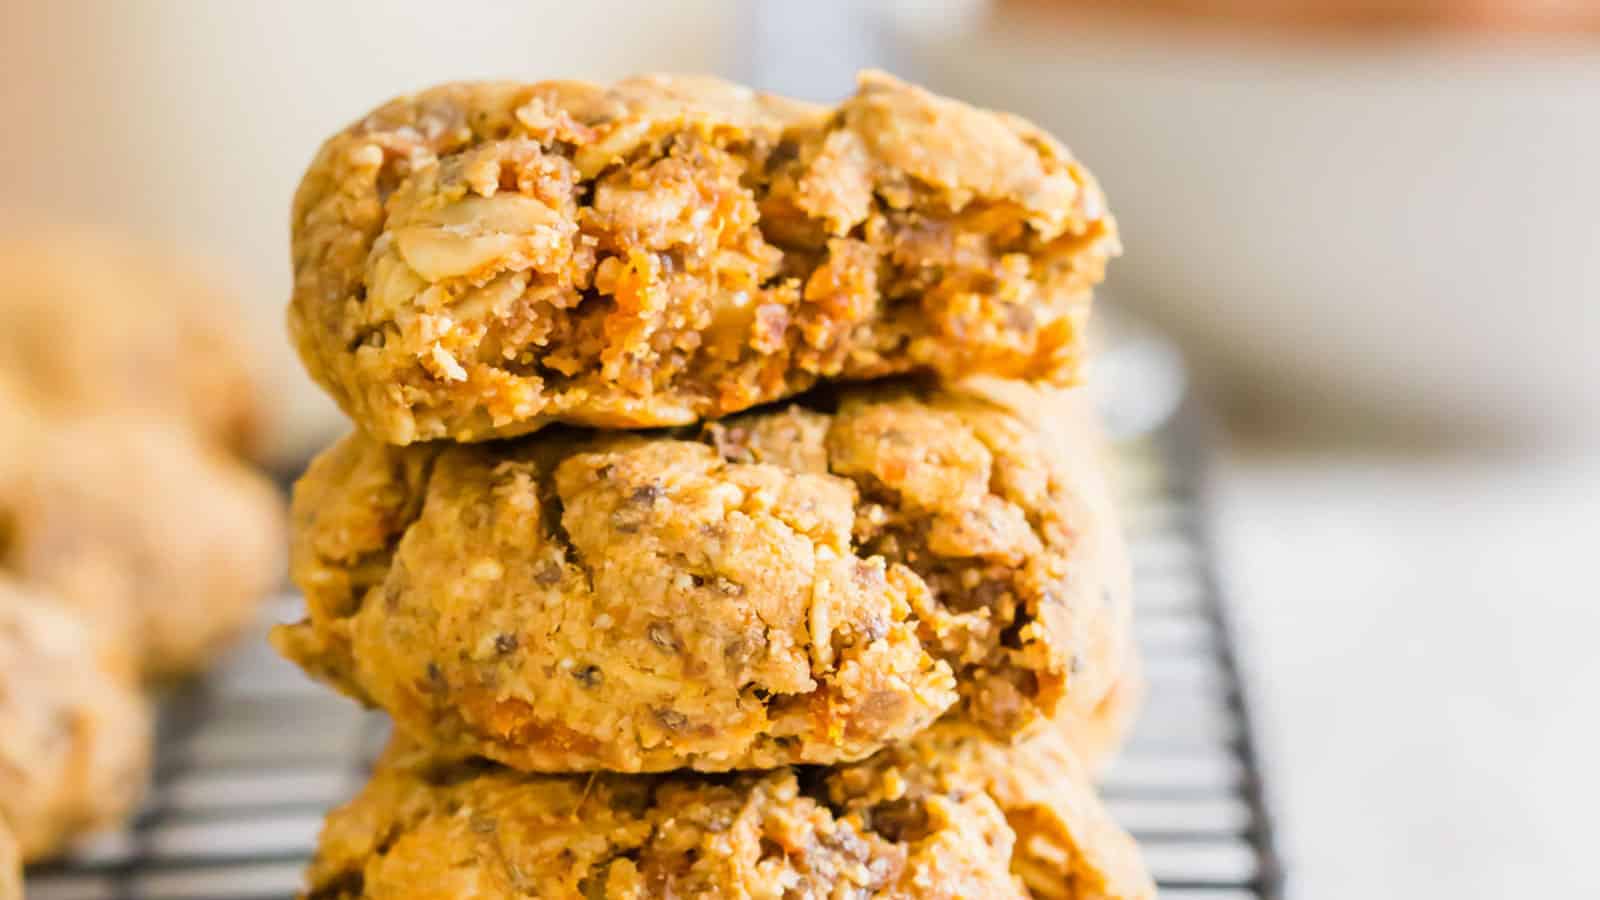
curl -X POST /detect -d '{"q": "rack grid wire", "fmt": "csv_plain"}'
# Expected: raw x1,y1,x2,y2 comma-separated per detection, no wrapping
25,405,1284,900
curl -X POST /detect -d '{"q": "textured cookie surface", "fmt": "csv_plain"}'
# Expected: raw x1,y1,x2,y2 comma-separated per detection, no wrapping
0,232,268,458
0,580,151,862
276,383,1130,773
290,70,1117,444
0,412,285,678
300,726,1153,900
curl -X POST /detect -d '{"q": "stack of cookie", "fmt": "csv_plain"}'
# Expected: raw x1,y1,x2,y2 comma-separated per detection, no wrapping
277,71,1154,898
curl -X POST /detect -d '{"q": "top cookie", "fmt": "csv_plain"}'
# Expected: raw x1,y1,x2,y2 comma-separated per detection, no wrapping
290,71,1117,444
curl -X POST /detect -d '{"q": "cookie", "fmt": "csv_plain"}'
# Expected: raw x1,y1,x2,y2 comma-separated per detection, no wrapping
299,725,1152,900
1062,652,1143,776
0,821,18,900
275,382,1131,772
0,232,268,458
973,377,1141,774
0,579,151,862
289,70,1117,444
0,412,286,678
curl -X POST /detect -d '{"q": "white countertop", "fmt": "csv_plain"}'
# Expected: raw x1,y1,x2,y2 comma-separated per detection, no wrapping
1213,440,1598,899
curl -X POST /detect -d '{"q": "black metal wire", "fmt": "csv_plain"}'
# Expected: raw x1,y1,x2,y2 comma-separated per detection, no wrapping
1161,398,1287,900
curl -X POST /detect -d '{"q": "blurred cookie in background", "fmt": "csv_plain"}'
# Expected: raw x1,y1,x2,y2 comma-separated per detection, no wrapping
0,233,287,679
0,410,285,680
0,578,152,863
0,821,17,900
0,233,287,892
0,232,271,461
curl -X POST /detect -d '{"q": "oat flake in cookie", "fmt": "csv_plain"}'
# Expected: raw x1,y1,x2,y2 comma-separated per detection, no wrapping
274,382,1132,773
299,725,1153,900
289,71,1117,444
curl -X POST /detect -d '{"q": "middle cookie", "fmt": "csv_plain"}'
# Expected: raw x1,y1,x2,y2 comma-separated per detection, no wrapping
276,382,1129,773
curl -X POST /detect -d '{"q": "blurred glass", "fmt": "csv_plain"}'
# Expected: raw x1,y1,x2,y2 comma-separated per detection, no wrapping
996,0,1600,35
886,0,1600,448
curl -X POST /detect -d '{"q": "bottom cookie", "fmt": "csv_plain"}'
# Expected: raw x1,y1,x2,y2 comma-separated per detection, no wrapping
301,727,1152,900
0,579,152,862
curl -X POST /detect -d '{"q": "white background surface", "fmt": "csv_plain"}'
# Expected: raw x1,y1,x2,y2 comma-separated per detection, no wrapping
1215,441,1597,898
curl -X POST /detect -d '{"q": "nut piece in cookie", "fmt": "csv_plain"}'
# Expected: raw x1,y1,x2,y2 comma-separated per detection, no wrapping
275,382,1131,773
289,71,1117,444
0,579,152,862
299,726,1153,900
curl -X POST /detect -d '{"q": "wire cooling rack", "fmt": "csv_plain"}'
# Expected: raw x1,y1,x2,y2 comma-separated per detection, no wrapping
23,402,1284,900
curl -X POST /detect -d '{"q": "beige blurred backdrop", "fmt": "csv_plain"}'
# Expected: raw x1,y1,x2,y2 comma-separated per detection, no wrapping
1,0,738,459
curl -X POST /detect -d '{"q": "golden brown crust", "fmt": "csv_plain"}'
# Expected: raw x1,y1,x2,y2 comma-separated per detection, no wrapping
948,728,1155,900
289,71,1117,444
968,380,1139,774
300,726,1152,900
0,413,286,679
0,232,269,459
0,579,151,862
275,383,1129,773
